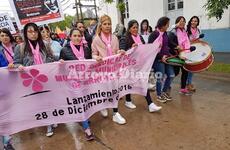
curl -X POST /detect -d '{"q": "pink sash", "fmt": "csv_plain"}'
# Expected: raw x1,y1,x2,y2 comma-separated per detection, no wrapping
82,35,88,45
28,41,43,65
101,32,113,56
176,28,190,52
131,34,142,44
2,43,14,63
70,41,85,60
191,27,199,40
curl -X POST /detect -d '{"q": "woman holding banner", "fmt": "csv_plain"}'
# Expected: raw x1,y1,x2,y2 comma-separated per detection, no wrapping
91,15,126,125
0,28,16,150
119,19,162,112
9,23,56,137
0,28,16,67
59,28,94,141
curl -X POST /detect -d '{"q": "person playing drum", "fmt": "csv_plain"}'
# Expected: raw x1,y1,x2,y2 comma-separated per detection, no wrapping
148,17,175,102
186,16,206,92
168,16,192,95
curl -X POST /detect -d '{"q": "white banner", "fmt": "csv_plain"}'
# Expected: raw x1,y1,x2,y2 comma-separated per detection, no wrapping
0,13,16,34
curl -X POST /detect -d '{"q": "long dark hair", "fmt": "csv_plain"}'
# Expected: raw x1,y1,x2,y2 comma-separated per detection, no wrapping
175,16,186,24
125,20,139,48
155,17,170,29
187,16,200,35
39,25,50,32
69,28,83,37
140,19,149,34
23,23,52,57
0,28,15,43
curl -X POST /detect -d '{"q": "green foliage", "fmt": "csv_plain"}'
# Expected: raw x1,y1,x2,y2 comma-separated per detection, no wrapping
104,0,114,4
49,15,74,31
208,62,230,73
204,0,230,21
116,2,126,13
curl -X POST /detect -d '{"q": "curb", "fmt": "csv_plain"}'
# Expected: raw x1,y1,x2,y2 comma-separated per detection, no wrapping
196,71,230,82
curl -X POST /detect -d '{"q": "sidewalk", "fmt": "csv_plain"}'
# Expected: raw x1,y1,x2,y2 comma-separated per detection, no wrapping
213,52,230,64
197,71,230,82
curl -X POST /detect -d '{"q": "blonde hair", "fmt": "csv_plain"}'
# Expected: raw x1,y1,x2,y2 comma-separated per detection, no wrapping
96,15,112,35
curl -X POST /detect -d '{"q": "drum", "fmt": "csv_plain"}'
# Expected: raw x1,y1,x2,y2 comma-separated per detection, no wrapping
179,42,214,72
163,56,185,66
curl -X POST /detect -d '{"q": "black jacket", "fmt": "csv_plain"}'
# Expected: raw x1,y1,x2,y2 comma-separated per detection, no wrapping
168,28,179,56
59,43,91,60
119,34,145,50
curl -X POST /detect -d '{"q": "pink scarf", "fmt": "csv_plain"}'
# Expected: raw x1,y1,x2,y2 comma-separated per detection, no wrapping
132,34,142,44
82,35,88,45
155,28,164,52
70,41,85,60
191,27,199,40
2,43,14,63
28,41,43,65
100,32,113,56
176,28,190,52
143,31,148,35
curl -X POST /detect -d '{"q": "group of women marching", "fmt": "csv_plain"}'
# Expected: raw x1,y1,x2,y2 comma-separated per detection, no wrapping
0,14,203,150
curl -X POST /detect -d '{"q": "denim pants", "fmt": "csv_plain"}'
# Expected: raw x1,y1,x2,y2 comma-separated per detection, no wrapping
2,135,11,145
187,72,193,85
153,60,175,96
82,120,90,130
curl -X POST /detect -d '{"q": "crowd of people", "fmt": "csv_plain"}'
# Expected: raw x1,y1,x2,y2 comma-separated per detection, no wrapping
0,14,204,150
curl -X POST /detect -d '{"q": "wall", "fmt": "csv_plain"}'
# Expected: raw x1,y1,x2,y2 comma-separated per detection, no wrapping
202,29,230,52
183,0,230,30
97,0,120,32
127,0,164,29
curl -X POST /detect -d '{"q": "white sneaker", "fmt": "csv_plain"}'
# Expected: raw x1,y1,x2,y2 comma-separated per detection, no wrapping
46,125,54,137
148,83,155,89
125,101,136,109
148,103,162,112
53,124,58,128
100,109,108,117
112,112,126,125
46,131,54,137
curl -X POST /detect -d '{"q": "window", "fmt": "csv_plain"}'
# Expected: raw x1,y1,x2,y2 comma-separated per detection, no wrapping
168,0,175,11
177,0,183,9
168,0,183,11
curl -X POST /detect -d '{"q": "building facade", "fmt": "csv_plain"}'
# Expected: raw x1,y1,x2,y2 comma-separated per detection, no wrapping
98,0,230,52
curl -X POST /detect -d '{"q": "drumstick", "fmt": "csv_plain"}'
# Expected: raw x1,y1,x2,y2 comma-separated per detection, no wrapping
175,46,196,52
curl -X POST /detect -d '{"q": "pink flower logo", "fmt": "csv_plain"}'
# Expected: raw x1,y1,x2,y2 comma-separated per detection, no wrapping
21,69,48,92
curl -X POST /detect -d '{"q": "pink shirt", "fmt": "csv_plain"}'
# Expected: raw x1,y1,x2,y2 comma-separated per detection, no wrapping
92,34,119,59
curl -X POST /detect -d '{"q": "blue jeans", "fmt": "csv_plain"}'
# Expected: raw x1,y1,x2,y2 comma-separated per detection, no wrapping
153,60,175,96
187,72,193,85
82,120,90,130
2,135,11,145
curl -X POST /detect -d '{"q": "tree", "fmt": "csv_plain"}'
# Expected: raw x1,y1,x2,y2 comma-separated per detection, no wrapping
204,0,230,21
49,15,74,31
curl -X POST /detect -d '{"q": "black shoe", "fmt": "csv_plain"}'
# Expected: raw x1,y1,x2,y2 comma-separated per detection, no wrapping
4,143,15,150
156,95,167,103
162,92,172,101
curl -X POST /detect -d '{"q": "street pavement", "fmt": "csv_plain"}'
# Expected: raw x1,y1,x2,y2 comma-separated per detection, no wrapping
4,75,230,150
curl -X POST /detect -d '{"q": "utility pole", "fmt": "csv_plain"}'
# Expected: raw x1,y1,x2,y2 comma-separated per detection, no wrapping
93,0,98,20
78,0,83,21
74,0,98,21
75,0,79,21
